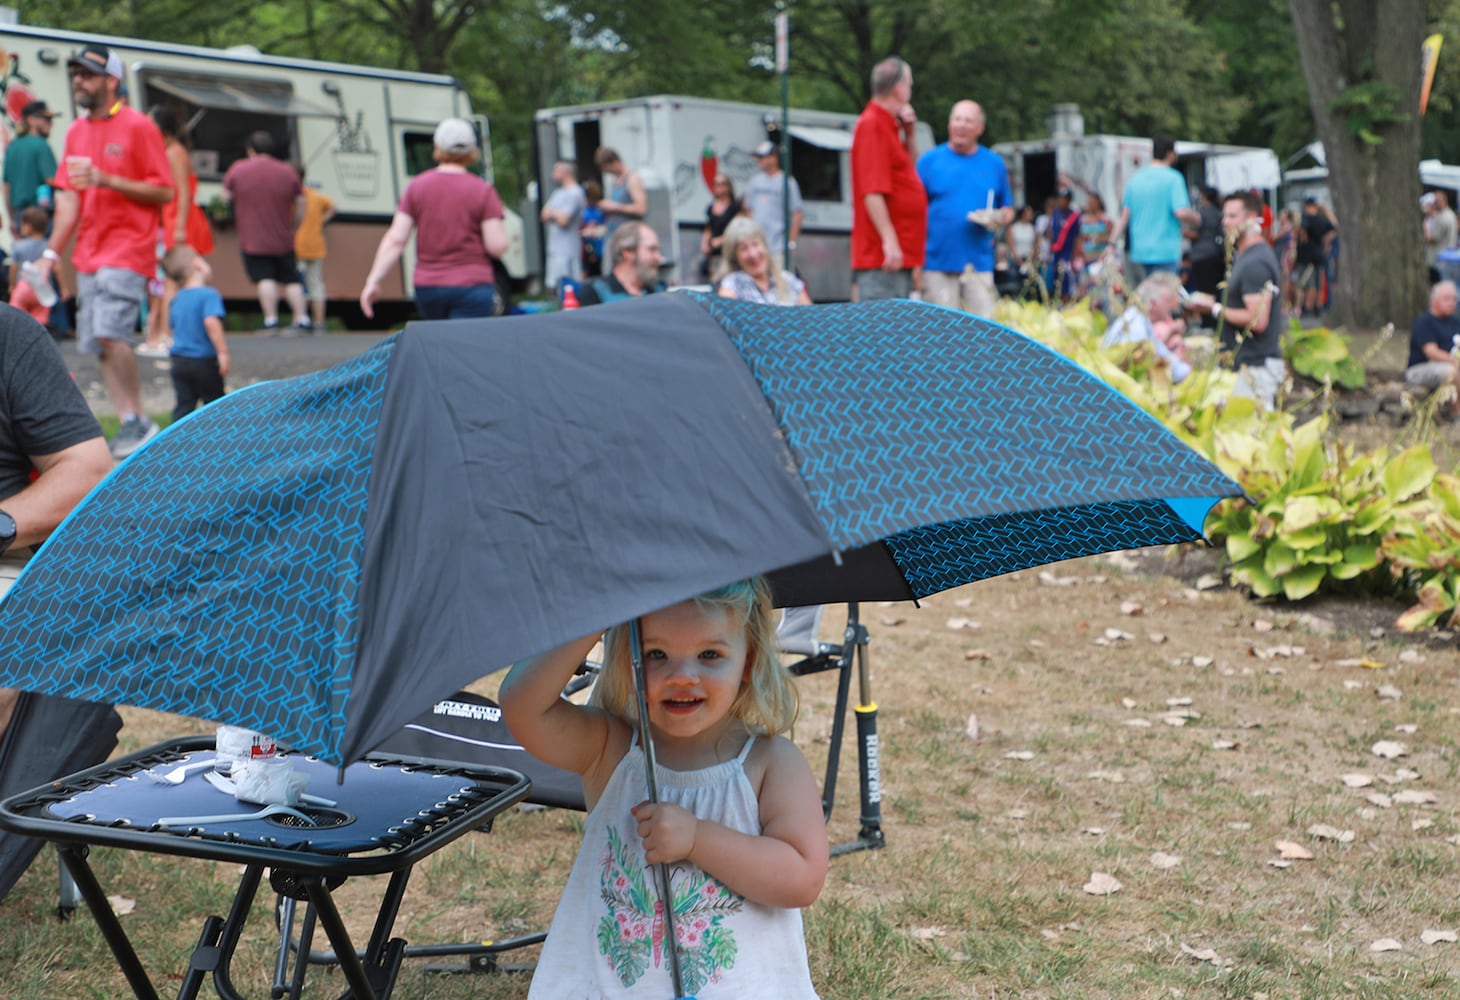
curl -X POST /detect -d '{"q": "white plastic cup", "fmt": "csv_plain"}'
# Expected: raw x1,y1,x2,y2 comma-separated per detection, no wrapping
214,724,277,775
65,155,92,190
20,262,57,307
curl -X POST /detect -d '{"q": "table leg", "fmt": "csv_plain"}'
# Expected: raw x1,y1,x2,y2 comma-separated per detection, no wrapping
303,877,384,1000
56,844,161,1000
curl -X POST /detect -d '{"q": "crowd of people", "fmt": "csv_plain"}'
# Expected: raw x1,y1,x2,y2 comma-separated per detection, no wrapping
0,43,345,459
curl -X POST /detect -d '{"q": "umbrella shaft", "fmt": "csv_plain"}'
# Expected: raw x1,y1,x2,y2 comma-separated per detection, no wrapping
629,618,689,998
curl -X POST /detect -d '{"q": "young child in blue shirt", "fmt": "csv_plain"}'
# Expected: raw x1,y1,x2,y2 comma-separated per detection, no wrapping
162,246,230,423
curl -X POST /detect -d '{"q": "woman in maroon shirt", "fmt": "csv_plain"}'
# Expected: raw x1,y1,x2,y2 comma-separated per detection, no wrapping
360,118,509,321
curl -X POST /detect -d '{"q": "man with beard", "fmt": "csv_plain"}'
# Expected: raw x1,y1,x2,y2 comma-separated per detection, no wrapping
3,100,58,235
577,222,665,304
1191,190,1287,409
33,43,172,459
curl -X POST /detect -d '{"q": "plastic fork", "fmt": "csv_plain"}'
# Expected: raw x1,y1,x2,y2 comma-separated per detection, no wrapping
156,804,316,827
144,758,218,785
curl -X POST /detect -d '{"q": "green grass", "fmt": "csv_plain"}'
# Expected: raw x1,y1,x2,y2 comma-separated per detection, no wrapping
4,569,1460,997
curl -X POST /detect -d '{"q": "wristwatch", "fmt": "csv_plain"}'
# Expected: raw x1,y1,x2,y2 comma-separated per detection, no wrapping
0,509,16,558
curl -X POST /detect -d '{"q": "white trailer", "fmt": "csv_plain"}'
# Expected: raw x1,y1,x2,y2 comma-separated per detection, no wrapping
532,94,933,302
993,104,1280,215
0,23,525,324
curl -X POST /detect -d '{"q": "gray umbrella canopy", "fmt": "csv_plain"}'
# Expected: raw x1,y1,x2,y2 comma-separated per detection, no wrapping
0,293,1239,764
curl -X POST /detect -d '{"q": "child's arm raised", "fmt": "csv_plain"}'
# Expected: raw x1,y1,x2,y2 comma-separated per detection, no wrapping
499,634,625,790
633,736,828,909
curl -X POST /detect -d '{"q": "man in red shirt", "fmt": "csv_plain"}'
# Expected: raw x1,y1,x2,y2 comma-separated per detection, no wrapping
37,43,173,459
222,131,307,332
850,56,927,301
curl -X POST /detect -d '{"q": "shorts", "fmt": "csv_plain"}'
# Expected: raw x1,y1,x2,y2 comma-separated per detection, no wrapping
922,268,997,318
299,258,327,302
243,251,301,285
1297,262,1323,290
1232,357,1288,411
1406,360,1458,390
545,253,582,292
853,268,913,302
76,268,147,356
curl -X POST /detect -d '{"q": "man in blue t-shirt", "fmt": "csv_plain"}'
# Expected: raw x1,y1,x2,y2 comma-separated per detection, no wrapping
1407,280,1460,421
1108,134,1200,283
916,100,1012,318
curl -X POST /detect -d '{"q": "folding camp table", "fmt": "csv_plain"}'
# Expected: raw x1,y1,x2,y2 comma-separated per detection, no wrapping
0,735,529,1000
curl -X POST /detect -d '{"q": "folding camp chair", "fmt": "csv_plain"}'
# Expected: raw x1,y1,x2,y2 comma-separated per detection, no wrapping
272,603,881,983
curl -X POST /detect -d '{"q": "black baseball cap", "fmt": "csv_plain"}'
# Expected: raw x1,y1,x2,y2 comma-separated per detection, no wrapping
20,100,56,119
67,43,124,79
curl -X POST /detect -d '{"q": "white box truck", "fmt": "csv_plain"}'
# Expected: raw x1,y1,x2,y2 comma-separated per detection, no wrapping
0,23,525,325
533,94,933,302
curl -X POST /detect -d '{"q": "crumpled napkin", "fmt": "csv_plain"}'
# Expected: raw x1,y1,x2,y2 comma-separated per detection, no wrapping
231,757,309,806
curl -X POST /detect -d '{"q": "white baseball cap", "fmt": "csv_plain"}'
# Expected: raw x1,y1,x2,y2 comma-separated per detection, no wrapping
434,118,476,155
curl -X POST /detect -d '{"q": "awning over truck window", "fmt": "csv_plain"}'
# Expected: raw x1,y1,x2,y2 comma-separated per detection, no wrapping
145,74,337,118
788,125,853,152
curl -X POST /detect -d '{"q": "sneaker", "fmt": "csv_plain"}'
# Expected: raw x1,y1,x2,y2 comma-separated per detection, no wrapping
261,319,280,335
111,416,159,460
135,343,169,359
294,318,315,334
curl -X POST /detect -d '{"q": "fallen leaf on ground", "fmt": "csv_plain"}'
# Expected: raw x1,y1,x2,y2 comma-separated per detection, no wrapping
1166,696,1193,707
1148,632,1168,644
1370,938,1403,953
1422,929,1458,945
945,617,980,631
107,895,137,915
1393,790,1439,805
1086,770,1125,783
1150,851,1182,869
1121,698,1138,709
1413,818,1434,831
1191,655,1214,668
1038,571,1080,587
963,648,991,661
1341,773,1374,788
1162,715,1189,727
1268,859,1292,869
879,615,905,627
1211,738,1238,750
1372,741,1408,759
1082,872,1121,895
1275,840,1314,860
1399,649,1424,664
1227,821,1251,831
1366,792,1394,808
1394,768,1421,781
1253,618,1274,632
964,714,979,740
908,926,947,941
1395,723,1418,734
1003,750,1035,761
1377,684,1402,701
953,596,973,608
1359,658,1387,669
1342,680,1365,690
1194,573,1222,590
1307,824,1355,843
1005,808,1028,819
1124,718,1153,728
1180,943,1224,963
1103,627,1133,641
1082,826,1106,836
1119,600,1144,616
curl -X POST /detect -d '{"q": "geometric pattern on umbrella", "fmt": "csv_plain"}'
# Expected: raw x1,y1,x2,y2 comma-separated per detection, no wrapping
695,294,1236,554
884,499,1201,597
0,338,395,753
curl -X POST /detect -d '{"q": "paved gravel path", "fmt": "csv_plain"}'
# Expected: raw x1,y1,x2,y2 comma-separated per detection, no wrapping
59,331,394,419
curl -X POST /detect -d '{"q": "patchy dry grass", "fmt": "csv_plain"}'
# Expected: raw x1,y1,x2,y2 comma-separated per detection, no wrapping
2,547,1458,998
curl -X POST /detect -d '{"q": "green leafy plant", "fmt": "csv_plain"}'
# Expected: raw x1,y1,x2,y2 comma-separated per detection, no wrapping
1285,322,1365,390
995,300,1460,630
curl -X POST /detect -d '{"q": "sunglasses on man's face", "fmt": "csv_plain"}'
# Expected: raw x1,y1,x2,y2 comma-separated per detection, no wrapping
68,66,102,79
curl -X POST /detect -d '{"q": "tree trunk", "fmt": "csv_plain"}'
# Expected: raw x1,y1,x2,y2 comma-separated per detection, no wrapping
1288,0,1428,330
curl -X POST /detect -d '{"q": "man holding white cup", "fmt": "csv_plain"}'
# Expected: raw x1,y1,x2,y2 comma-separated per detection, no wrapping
35,43,173,460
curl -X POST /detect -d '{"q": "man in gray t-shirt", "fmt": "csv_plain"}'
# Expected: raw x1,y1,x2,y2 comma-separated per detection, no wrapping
540,161,587,293
742,141,804,255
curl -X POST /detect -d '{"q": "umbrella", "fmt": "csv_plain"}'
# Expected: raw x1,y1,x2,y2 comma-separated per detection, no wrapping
0,293,1241,767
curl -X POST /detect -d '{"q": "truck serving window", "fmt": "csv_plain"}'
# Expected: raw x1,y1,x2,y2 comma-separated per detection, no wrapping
786,125,850,203
138,70,333,178
402,130,487,178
